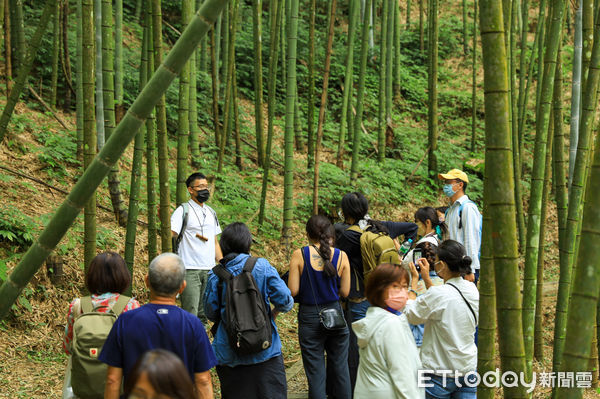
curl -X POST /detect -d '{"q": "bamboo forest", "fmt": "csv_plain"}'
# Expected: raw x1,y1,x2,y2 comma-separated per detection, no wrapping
0,0,600,398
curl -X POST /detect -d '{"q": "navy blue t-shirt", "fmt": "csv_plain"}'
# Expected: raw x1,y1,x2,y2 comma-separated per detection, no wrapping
99,303,217,385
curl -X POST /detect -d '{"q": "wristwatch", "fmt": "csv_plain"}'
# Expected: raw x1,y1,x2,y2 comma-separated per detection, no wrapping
408,288,418,296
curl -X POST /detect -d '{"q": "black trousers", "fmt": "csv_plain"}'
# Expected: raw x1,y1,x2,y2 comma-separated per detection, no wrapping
216,354,287,399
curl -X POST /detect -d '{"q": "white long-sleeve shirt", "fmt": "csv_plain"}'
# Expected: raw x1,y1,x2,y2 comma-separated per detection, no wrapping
445,194,481,272
403,277,479,376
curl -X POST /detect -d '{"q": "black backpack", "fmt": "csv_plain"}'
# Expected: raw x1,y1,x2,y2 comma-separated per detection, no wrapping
212,256,272,355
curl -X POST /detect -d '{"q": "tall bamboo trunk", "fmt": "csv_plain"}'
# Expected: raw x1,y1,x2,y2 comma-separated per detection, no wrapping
384,0,394,156
305,0,316,169
476,180,497,399
470,0,478,152
0,0,231,321
11,0,25,73
479,0,529,396
462,0,468,55
4,0,12,95
176,0,192,205
124,11,149,289
336,0,357,167
0,0,58,143
50,0,60,107
252,0,265,167
568,1,582,188
61,0,72,110
83,0,96,272
393,0,402,99
282,0,299,250
312,0,337,215
258,0,282,226
102,0,127,226
217,0,238,173
377,0,389,163
510,0,526,249
76,0,83,159
210,27,220,148
419,0,424,53
114,0,124,119
552,3,600,384
350,0,372,180
522,0,566,378
94,0,105,149
151,0,172,252
145,0,158,262
427,0,438,178
189,1,200,168
556,29,600,395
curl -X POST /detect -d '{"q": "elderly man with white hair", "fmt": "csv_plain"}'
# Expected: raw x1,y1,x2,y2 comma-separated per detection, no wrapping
100,253,217,399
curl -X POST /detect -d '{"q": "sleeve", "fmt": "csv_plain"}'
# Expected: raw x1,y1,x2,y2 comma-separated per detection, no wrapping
193,321,218,372
264,260,294,313
461,204,481,272
384,319,423,398
170,205,183,234
402,288,443,325
382,221,418,242
203,272,220,322
63,298,79,355
98,318,124,368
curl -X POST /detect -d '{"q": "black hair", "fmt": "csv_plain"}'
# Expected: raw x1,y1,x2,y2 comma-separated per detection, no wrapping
436,206,448,215
85,252,131,295
415,206,448,237
340,192,369,223
220,222,252,256
457,179,468,193
438,240,472,274
306,215,337,278
365,219,389,235
186,172,207,187
124,349,195,399
414,241,438,266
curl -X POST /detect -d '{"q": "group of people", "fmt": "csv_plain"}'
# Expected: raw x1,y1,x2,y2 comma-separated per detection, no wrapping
62,168,482,399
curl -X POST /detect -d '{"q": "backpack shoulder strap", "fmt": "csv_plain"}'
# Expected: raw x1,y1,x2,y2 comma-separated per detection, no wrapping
243,256,259,273
80,296,93,314
111,295,131,316
180,202,190,235
447,283,477,324
213,263,233,281
346,225,363,234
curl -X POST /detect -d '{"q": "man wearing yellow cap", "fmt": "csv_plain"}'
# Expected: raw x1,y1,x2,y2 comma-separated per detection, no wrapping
438,169,482,284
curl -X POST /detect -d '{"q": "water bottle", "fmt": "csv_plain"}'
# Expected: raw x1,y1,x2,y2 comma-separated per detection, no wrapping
399,238,413,255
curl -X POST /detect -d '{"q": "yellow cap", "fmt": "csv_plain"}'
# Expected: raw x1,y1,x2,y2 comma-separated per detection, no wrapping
438,169,469,183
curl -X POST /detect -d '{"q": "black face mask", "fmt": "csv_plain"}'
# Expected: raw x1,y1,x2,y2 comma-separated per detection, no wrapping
196,189,210,203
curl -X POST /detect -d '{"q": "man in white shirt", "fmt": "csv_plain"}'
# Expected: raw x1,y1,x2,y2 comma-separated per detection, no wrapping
171,172,223,323
438,169,481,284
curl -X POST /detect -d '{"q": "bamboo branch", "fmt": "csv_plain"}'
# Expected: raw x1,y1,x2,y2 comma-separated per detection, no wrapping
27,86,72,130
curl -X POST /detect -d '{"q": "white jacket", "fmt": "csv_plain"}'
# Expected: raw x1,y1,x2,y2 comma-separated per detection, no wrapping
352,307,425,399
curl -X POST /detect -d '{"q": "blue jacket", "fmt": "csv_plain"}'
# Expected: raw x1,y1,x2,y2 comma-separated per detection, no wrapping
203,253,294,367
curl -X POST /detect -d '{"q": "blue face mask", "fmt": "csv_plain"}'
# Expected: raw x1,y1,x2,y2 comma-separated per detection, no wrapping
443,184,456,197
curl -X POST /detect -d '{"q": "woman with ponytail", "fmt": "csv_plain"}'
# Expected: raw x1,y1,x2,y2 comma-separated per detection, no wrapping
404,240,479,398
288,215,351,399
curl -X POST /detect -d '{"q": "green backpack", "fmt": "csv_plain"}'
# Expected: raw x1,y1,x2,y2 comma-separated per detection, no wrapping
347,225,400,282
71,295,130,399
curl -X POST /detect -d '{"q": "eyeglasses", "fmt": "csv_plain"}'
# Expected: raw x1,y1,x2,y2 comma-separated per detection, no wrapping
191,185,209,190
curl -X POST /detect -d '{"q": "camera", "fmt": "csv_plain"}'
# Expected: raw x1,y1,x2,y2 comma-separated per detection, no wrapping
413,249,422,272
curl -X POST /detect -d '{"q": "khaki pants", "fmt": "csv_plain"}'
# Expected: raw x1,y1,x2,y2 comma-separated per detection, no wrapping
180,269,209,324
